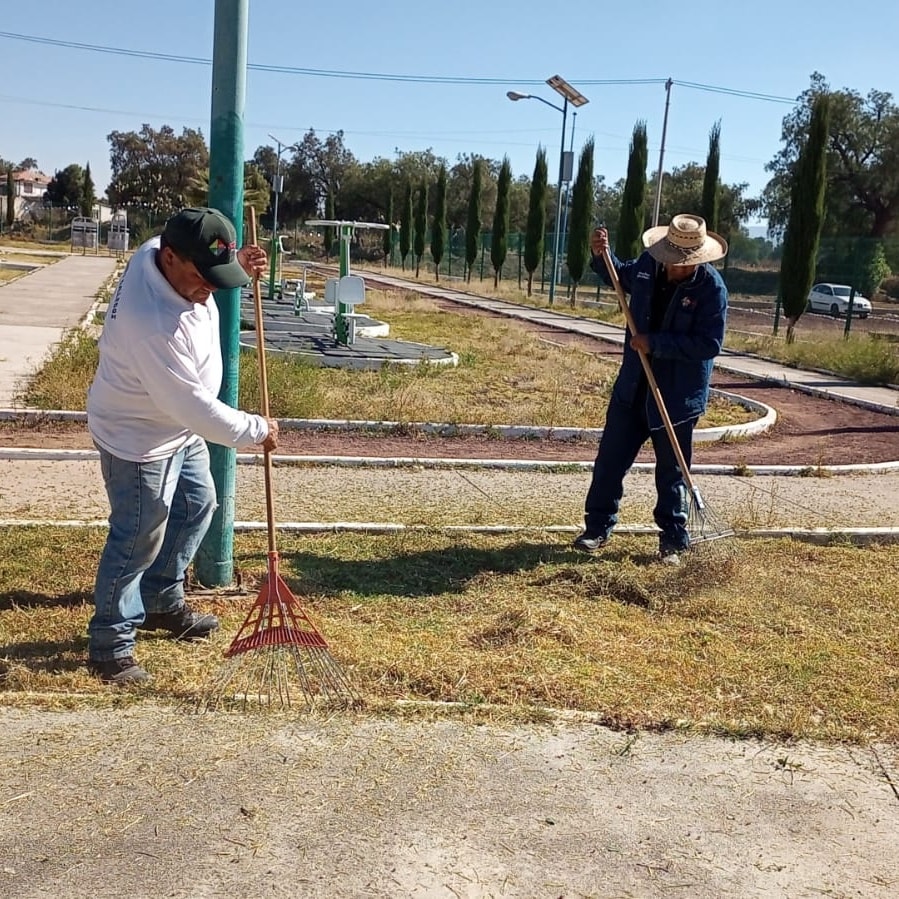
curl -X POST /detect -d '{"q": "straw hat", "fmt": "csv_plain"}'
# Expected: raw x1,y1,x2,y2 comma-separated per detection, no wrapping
641,214,727,265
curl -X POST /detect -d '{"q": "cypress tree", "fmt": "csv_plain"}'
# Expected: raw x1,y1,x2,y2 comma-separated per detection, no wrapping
615,122,648,260
399,181,413,271
524,147,548,297
465,160,482,283
431,165,447,281
382,191,393,267
567,138,595,306
5,169,14,229
779,95,831,342
81,162,96,219
323,191,335,257
701,121,721,232
491,157,512,288
414,181,428,278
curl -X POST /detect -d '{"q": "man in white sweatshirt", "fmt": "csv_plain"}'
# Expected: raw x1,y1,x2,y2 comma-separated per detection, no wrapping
86,207,279,684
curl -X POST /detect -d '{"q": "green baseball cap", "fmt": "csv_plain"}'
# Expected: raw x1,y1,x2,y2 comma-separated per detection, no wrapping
162,207,249,289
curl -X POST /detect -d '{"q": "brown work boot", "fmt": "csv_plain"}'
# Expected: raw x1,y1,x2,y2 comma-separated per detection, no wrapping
139,603,219,640
88,656,150,685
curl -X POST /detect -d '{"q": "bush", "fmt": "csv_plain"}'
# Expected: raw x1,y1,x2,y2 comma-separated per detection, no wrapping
880,275,899,301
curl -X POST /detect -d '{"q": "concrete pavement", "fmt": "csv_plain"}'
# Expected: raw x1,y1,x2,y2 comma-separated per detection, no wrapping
0,252,118,406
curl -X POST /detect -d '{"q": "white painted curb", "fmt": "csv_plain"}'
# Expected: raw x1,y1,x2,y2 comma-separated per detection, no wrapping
1,446,897,476
1,518,897,544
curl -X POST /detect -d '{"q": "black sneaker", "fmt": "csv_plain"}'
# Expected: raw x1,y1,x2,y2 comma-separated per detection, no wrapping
573,532,608,553
140,604,220,640
88,656,150,685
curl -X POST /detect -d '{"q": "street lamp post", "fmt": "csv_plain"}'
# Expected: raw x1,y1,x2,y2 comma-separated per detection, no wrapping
559,110,577,297
507,75,588,306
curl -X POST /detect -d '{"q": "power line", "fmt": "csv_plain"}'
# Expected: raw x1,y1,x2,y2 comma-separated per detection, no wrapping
0,30,799,103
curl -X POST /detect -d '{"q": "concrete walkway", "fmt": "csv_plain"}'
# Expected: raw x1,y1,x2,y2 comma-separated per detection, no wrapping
0,253,118,406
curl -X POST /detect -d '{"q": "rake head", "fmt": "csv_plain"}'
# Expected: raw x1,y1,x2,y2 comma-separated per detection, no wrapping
686,486,737,561
196,553,360,713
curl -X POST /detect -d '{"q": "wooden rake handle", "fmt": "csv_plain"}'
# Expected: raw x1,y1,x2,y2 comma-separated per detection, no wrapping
600,246,697,493
248,207,278,553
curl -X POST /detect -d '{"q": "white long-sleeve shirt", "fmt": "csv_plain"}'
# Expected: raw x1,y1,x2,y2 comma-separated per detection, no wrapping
87,238,268,462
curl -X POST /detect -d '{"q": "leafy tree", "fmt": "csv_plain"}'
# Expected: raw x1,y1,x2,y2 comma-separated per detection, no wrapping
0,156,37,172
567,138,596,306
858,242,891,296
764,73,899,239
414,181,428,277
184,164,270,222
523,147,548,297
399,181,413,271
293,129,354,220
779,95,831,341
701,121,721,232
45,164,85,208
465,160,482,282
81,163,96,218
657,162,760,239
106,124,208,214
728,232,777,265
615,122,648,259
490,157,512,288
431,166,447,281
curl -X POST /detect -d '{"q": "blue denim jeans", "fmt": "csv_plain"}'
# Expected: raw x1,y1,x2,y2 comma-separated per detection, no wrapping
89,439,217,661
583,390,695,553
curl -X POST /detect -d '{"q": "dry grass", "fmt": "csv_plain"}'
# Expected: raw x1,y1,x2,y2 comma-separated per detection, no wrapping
1,526,897,742
20,282,755,430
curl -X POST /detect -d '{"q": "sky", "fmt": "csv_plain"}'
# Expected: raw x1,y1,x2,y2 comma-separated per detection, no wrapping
2,0,898,229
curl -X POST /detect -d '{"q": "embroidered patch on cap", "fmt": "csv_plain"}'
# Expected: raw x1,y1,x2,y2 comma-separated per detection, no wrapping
209,237,235,256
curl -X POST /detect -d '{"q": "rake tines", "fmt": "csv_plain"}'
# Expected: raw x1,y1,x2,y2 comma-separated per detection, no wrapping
199,552,360,712
683,486,737,564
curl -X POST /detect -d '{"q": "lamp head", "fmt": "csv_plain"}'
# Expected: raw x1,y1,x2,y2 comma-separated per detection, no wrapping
506,91,530,101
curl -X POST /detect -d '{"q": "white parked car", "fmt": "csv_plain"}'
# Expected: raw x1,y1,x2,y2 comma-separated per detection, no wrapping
806,283,872,318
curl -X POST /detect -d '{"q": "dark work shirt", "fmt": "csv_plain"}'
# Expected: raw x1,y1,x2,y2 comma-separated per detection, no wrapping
650,265,677,332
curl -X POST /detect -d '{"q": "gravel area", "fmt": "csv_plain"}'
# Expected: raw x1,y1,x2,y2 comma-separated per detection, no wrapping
2,456,898,533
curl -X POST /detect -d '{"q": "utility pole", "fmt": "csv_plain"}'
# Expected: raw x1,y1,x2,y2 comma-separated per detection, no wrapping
651,78,673,227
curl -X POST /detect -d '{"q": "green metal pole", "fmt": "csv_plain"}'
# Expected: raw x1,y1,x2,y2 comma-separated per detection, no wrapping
195,0,248,587
334,224,352,345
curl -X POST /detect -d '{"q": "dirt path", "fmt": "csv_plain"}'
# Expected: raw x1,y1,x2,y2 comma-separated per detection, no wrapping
2,368,897,466
1,707,897,899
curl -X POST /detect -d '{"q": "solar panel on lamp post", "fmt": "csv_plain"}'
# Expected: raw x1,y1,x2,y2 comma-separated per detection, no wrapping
507,76,588,306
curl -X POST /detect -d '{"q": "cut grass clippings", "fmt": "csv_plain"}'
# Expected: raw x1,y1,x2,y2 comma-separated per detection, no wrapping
1,526,897,743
